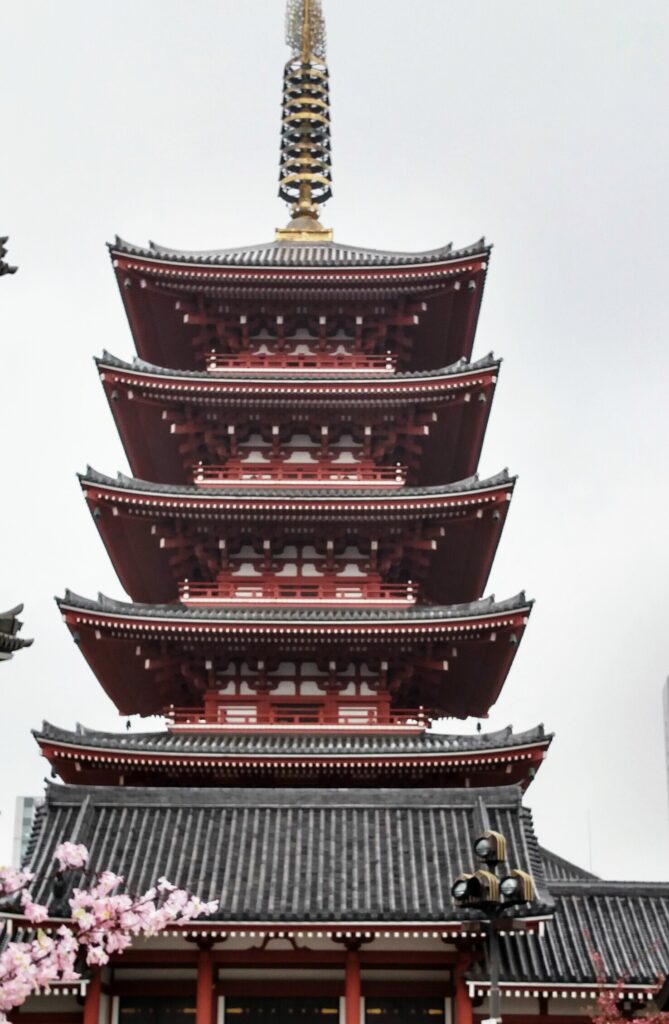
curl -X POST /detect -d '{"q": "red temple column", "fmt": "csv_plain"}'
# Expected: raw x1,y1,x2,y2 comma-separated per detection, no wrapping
196,947,216,1024
83,969,102,1024
345,948,361,1024
454,957,473,1024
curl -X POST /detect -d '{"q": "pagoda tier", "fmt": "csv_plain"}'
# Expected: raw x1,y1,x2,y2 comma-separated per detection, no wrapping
110,237,490,373
97,352,498,487
35,721,551,789
81,469,513,606
57,591,531,721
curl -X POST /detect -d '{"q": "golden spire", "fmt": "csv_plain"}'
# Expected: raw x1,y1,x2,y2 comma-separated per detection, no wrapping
276,0,333,242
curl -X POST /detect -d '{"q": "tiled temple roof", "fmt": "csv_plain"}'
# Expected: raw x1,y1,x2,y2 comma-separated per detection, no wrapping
80,467,513,503
34,721,549,758
24,782,550,924
110,236,491,270
96,350,499,386
540,846,599,882
484,880,669,987
57,589,530,624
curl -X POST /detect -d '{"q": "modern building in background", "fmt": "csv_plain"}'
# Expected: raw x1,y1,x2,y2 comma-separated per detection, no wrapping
6,3,669,1024
12,796,42,866
664,677,669,813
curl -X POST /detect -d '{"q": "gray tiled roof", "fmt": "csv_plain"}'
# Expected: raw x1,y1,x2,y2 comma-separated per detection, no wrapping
110,236,491,270
35,721,549,758
96,350,499,386
80,467,514,503
539,846,599,882
25,782,550,923
57,590,531,624
489,880,669,986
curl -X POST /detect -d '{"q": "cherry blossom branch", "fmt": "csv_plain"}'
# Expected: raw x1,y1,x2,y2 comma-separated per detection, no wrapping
0,843,218,1023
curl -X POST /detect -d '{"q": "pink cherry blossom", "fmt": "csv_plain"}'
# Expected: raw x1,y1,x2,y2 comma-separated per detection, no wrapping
0,844,218,1023
53,842,89,871
20,892,49,924
0,867,34,897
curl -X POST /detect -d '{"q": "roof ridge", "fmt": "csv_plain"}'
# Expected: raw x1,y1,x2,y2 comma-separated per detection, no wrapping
548,878,669,894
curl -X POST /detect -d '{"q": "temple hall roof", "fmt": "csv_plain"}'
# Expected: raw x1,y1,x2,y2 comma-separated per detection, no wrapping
477,879,669,989
110,236,491,270
539,846,599,882
24,782,551,925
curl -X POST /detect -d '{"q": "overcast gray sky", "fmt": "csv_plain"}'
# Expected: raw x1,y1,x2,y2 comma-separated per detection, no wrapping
1,0,668,879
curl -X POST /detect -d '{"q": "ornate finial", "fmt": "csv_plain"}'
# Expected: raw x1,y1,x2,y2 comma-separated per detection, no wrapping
276,0,333,242
286,0,326,62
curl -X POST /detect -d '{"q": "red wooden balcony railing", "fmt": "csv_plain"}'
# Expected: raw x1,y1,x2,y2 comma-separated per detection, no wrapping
166,704,430,731
193,460,407,487
206,351,396,373
179,577,417,606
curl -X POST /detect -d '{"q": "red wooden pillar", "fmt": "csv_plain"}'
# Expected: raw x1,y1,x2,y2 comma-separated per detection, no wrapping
196,947,216,1024
454,960,473,1024
83,969,102,1024
345,948,361,1024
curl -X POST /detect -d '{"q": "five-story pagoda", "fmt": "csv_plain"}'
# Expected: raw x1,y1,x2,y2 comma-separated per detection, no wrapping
22,6,668,1024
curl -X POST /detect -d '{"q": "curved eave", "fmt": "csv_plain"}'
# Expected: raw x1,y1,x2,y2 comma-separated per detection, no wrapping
36,733,550,789
97,354,498,487
57,592,531,717
79,468,515,513
36,735,551,766
57,590,532,633
109,237,490,373
81,470,513,606
35,719,550,757
109,236,491,276
96,351,500,398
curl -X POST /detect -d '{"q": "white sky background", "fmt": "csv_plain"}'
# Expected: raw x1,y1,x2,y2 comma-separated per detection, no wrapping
1,0,668,879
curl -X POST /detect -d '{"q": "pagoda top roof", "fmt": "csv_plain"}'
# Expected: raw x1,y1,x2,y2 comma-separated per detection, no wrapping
97,350,499,387
58,589,530,626
35,720,549,758
110,235,491,271
24,781,551,926
81,466,513,504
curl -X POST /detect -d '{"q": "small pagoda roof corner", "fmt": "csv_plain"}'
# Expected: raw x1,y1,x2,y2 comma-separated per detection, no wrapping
0,603,33,661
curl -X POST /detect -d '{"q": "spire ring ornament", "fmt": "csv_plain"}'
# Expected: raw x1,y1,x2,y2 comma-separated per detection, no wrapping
277,0,333,241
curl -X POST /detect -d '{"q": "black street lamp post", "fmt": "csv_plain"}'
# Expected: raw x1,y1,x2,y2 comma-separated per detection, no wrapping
451,830,536,1024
